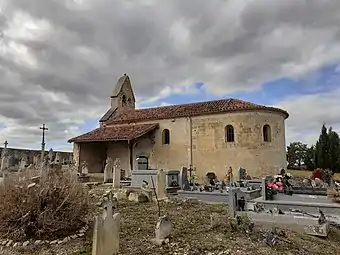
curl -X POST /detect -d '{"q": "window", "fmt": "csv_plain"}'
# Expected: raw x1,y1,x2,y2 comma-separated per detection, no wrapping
225,125,235,142
137,156,148,170
162,129,170,144
263,124,271,142
128,98,132,106
122,95,127,106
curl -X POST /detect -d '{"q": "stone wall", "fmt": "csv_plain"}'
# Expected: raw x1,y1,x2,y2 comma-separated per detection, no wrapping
0,147,73,169
103,110,287,179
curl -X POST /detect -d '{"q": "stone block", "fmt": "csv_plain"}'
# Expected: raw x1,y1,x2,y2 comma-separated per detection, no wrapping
128,192,149,203
304,223,329,237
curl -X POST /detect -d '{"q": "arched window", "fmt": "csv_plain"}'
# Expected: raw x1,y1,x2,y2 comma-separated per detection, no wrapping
137,156,148,170
263,124,271,142
162,129,170,144
225,125,235,142
122,95,127,106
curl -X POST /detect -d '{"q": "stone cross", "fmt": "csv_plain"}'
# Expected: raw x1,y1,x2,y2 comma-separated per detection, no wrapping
1,140,8,158
156,169,167,200
92,200,121,255
112,158,121,188
39,124,48,173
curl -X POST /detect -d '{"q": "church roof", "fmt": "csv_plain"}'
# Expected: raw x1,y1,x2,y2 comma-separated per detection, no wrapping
68,123,158,143
105,98,289,125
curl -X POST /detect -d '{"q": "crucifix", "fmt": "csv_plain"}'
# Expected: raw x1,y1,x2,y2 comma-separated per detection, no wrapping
4,140,8,149
39,124,48,170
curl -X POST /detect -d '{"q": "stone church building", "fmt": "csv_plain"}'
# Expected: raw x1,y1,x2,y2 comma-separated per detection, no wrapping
68,74,289,178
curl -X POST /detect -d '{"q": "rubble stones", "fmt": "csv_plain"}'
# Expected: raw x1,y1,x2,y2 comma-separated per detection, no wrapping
0,224,89,248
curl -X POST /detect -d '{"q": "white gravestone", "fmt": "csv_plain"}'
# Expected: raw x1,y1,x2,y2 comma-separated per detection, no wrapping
92,200,121,255
154,215,172,245
54,152,61,164
156,169,167,200
81,161,89,174
104,158,113,183
112,158,121,188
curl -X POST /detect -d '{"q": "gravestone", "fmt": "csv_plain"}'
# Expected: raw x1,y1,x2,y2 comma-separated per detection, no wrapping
104,158,113,183
238,167,247,180
54,152,61,164
81,161,89,174
112,158,121,188
154,215,172,245
156,169,167,200
183,179,191,191
19,156,28,171
48,149,54,164
0,154,9,171
179,167,188,189
228,188,239,217
92,200,121,255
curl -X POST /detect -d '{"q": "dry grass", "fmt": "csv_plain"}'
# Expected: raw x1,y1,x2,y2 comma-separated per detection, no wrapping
0,169,90,241
3,194,340,255
288,169,340,180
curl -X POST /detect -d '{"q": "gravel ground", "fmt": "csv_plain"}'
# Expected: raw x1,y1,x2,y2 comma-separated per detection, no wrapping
2,192,340,255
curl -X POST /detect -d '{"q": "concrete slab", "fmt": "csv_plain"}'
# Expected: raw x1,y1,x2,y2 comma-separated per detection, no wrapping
238,211,330,237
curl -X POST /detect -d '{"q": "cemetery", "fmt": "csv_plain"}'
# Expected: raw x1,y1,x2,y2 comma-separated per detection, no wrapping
1,135,340,254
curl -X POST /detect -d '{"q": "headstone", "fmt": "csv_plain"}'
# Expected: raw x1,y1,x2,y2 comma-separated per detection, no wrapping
48,149,54,164
19,156,28,171
0,154,9,171
104,158,113,183
228,188,239,217
112,158,121,188
54,152,61,164
154,215,172,245
238,167,247,180
81,161,89,174
156,169,166,200
179,167,188,189
92,200,121,255
183,179,191,191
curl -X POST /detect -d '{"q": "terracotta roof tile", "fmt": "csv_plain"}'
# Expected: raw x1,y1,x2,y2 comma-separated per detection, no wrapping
68,123,158,143
106,98,288,124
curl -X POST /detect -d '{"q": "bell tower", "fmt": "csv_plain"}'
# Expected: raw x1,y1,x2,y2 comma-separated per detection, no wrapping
110,73,136,110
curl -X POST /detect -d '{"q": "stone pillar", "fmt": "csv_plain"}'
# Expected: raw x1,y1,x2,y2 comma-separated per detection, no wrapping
156,169,167,200
112,158,121,188
73,143,81,172
228,188,239,218
179,167,188,190
261,178,266,200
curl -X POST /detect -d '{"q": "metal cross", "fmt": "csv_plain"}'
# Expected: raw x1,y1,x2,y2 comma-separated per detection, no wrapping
4,140,8,148
39,124,48,145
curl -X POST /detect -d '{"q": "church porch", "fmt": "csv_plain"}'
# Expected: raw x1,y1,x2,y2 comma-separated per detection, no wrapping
68,123,159,178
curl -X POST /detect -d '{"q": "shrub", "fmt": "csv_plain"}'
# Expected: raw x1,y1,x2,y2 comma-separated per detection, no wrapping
0,169,89,241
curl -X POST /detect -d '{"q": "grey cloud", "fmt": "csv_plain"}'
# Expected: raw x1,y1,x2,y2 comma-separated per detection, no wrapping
0,0,340,149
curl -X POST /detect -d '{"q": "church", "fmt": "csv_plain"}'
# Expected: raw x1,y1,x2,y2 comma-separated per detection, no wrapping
68,74,289,179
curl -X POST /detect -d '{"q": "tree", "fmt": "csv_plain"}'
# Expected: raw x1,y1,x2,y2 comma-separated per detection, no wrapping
314,124,340,173
287,142,309,169
303,145,315,171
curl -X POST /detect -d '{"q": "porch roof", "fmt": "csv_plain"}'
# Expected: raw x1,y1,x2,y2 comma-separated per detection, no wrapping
68,123,159,143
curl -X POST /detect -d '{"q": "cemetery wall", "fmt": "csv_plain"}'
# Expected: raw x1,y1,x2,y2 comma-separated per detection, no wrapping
0,147,72,166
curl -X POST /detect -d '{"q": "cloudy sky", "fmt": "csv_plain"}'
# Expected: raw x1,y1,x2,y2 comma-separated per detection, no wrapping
0,0,340,152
